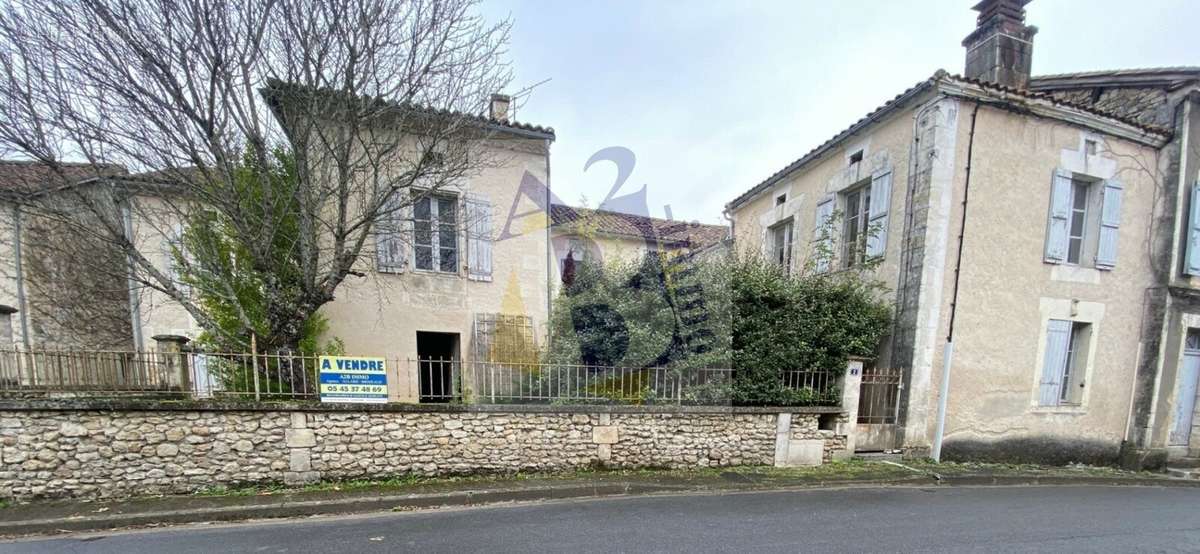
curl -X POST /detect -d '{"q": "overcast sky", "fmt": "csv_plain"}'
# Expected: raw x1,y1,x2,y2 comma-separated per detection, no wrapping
479,0,1198,225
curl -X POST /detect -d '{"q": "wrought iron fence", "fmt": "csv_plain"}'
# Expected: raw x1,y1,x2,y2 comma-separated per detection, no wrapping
0,347,840,406
0,347,320,401
857,365,902,424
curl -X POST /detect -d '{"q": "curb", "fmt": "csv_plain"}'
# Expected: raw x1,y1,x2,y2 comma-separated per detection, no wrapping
1,475,1195,537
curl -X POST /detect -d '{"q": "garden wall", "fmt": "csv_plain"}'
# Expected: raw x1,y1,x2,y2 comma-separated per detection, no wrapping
0,401,849,500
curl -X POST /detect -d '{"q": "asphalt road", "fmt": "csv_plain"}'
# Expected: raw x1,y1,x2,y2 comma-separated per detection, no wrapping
3,485,1199,553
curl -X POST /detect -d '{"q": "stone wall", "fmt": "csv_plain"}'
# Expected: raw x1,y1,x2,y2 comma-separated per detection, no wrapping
0,402,848,500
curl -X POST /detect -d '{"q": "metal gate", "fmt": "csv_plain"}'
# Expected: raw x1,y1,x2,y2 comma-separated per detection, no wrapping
856,366,902,451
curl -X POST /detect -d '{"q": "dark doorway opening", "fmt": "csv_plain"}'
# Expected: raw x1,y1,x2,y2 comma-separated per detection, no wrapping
417,331,460,403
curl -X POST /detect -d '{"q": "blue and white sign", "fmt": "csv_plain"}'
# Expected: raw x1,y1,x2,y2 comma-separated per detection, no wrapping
318,356,389,403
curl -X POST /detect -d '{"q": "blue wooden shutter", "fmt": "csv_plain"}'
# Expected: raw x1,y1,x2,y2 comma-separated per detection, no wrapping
866,170,892,258
1039,319,1071,406
813,197,834,273
1187,181,1200,275
1044,169,1072,264
467,196,493,281
375,192,408,273
1095,179,1123,270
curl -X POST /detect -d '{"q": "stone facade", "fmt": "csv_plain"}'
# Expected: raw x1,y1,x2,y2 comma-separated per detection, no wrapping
0,403,848,500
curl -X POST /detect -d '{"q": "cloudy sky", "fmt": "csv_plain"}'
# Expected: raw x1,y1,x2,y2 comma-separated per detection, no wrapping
478,0,1197,225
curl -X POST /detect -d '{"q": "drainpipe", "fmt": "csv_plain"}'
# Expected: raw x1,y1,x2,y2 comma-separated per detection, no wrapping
544,138,553,329
120,199,145,351
11,204,30,350
931,101,981,462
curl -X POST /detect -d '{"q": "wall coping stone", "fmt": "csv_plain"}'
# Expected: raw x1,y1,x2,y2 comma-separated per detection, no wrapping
0,399,846,415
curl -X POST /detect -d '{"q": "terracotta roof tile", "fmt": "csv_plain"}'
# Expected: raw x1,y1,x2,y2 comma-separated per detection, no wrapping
0,160,127,197
262,79,555,139
726,70,1173,212
550,204,728,249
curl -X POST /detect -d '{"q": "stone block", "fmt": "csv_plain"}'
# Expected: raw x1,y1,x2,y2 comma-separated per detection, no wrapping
286,429,316,448
283,471,320,486
290,413,307,429
784,439,824,467
290,449,312,472
592,426,618,445
597,444,612,461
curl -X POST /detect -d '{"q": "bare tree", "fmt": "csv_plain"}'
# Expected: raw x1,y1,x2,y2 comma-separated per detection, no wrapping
0,0,514,351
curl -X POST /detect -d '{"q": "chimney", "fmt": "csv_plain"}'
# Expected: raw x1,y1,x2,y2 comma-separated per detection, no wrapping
962,0,1037,89
489,93,511,122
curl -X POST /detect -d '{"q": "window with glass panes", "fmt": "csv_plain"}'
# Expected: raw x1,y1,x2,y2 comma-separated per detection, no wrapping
770,219,793,271
843,185,871,267
1067,180,1090,264
413,194,458,272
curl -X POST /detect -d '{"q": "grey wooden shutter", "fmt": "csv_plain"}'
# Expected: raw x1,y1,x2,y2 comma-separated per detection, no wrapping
1095,179,1123,270
1187,181,1200,275
375,192,408,273
866,170,892,258
1044,169,1072,264
1039,319,1071,406
467,196,493,281
813,197,835,273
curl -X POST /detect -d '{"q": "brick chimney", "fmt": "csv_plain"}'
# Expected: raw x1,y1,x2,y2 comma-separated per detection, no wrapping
962,0,1037,89
489,93,511,122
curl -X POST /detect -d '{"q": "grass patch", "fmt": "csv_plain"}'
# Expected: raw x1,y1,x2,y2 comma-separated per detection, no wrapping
0,499,9,510
184,459,1164,500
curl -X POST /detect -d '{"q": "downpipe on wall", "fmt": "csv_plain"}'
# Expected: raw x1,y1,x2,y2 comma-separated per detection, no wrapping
931,101,981,462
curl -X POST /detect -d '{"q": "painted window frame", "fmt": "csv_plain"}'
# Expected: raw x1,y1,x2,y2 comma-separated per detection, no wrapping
842,182,871,268
769,218,794,273
413,192,460,274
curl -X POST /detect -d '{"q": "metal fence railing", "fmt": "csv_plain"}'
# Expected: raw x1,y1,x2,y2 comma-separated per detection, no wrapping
0,347,319,401
0,347,840,406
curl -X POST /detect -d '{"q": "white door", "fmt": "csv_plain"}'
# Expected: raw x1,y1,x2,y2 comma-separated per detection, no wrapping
1170,334,1200,446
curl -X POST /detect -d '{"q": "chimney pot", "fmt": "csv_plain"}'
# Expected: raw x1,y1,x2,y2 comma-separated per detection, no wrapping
962,0,1037,90
489,93,511,123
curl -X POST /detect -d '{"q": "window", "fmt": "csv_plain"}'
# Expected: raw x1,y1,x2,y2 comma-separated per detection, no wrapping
414,194,458,273
1067,180,1090,264
1039,319,1091,406
775,194,787,206
848,150,863,165
843,184,871,267
1044,171,1122,269
0,306,14,346
770,219,793,271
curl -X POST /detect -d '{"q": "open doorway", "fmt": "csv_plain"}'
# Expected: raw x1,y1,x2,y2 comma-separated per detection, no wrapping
417,331,460,403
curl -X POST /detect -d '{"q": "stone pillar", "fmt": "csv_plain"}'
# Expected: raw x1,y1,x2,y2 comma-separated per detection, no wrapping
152,334,191,392
592,412,616,464
838,357,865,457
284,412,320,485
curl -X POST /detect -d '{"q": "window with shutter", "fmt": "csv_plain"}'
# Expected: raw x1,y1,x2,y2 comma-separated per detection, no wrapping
1095,179,1122,270
1039,319,1090,407
1039,319,1071,406
375,191,409,273
865,170,892,259
813,198,834,273
1186,181,1200,276
466,196,493,281
1044,169,1073,264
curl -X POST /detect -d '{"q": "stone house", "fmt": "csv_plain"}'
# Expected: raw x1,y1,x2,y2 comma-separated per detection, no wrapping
549,204,728,284
0,161,134,351
0,94,557,404
725,0,1199,467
